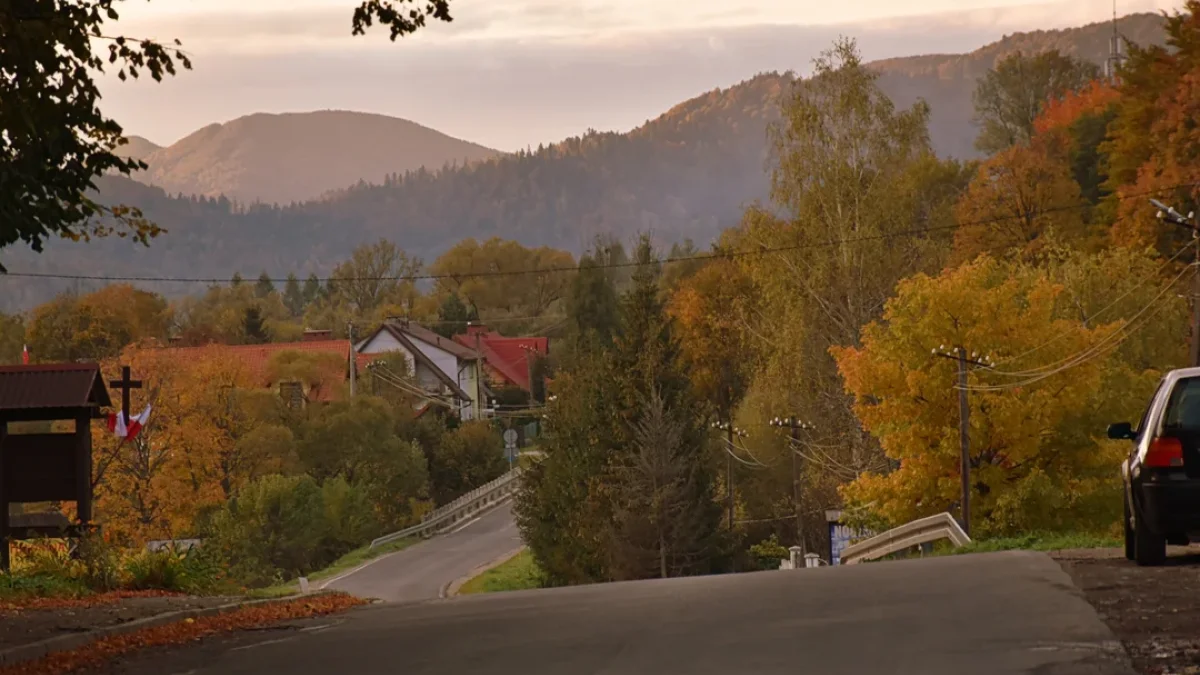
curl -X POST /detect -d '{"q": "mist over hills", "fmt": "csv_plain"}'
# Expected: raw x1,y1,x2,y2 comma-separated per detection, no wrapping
0,13,1169,312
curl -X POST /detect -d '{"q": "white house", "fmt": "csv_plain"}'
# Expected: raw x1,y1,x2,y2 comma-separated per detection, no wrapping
355,319,485,420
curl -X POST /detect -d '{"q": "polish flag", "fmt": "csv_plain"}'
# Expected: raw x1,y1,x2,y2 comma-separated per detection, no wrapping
21,345,28,365
107,404,152,440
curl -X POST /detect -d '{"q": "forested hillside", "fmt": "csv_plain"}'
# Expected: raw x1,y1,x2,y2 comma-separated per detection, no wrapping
874,12,1167,158
0,73,787,311
0,14,1170,312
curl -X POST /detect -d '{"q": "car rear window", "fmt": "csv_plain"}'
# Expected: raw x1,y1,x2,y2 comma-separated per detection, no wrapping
1163,377,1200,431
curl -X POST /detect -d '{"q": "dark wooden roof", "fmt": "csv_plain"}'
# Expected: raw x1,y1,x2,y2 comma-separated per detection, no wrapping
0,364,112,411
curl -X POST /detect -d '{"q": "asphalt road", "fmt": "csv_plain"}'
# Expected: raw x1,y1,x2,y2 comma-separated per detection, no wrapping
100,550,1133,675
323,500,522,602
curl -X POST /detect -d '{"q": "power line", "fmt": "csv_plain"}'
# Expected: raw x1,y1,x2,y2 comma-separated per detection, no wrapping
4,183,1195,285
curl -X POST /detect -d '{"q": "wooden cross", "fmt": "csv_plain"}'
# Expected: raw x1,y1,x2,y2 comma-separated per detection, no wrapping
109,365,143,427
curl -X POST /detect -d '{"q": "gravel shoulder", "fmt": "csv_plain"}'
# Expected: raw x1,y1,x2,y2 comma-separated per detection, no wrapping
0,595,242,653
1055,546,1200,675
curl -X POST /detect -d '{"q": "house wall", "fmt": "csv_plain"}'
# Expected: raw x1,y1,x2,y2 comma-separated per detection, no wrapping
407,336,482,421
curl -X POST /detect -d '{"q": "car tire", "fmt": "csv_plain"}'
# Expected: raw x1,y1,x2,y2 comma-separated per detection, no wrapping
1134,500,1167,567
1123,495,1136,561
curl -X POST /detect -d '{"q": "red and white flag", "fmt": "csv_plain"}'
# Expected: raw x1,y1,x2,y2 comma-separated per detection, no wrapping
107,404,152,440
21,345,28,365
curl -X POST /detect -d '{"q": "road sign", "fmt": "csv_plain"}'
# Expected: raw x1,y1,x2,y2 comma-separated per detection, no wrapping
503,429,518,447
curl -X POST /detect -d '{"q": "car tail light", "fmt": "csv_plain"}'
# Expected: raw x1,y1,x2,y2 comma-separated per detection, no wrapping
1146,437,1185,468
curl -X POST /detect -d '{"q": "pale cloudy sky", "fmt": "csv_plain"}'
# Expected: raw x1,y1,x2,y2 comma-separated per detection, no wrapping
101,0,1184,151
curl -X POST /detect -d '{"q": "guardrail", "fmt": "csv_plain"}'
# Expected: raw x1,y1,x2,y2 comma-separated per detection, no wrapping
839,512,971,565
369,468,523,549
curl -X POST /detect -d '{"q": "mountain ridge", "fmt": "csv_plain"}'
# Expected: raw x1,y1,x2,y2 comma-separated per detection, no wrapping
0,13,1171,312
130,110,501,206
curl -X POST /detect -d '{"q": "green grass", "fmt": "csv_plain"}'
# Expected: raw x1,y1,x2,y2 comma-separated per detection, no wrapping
458,549,542,595
947,531,1121,555
247,537,418,599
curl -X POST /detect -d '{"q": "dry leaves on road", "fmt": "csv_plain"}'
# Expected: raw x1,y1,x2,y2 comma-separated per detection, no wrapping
0,590,185,612
0,592,367,675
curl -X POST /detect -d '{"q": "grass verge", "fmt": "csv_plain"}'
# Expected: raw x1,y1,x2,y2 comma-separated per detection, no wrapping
458,549,541,595
248,537,418,599
949,531,1121,554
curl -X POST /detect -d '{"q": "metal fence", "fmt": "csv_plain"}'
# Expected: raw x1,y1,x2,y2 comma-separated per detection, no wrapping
369,468,523,549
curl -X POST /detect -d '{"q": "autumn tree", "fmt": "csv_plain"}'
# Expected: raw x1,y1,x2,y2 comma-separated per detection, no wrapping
726,38,967,538
429,237,575,318
831,247,1187,535
972,49,1100,155
668,258,754,419
426,421,506,505
282,273,306,317
27,285,170,362
1104,2,1200,254
950,142,1089,264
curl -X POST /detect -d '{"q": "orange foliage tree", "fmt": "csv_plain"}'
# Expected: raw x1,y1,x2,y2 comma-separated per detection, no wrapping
951,142,1089,265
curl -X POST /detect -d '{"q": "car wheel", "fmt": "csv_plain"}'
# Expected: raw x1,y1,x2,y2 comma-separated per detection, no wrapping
1134,500,1167,567
1123,495,1135,561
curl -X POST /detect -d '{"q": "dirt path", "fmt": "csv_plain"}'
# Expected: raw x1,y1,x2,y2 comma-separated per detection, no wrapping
1056,546,1200,674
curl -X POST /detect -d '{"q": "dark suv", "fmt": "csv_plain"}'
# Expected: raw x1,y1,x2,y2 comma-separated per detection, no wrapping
1109,369,1200,566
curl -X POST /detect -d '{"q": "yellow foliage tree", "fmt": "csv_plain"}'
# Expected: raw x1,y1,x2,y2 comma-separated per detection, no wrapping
832,248,1187,536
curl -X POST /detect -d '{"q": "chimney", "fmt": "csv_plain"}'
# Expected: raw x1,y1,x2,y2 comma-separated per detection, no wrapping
303,329,333,342
466,322,489,336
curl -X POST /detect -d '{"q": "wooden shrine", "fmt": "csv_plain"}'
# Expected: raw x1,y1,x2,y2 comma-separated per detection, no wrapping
0,363,113,569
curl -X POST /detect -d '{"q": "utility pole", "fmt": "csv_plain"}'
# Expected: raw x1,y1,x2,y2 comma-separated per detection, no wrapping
955,347,970,536
1151,199,1200,366
932,346,994,537
711,420,746,532
347,322,356,397
771,416,815,554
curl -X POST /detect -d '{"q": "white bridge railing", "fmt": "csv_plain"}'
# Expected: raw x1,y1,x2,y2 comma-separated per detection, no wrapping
370,468,523,549
839,512,971,565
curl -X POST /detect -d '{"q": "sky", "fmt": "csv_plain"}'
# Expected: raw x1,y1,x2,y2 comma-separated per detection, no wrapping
101,0,1185,152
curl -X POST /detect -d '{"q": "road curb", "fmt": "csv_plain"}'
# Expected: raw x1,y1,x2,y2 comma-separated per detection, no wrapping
0,590,338,668
442,545,528,599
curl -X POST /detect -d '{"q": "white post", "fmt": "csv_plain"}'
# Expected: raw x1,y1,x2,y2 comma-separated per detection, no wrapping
789,546,803,570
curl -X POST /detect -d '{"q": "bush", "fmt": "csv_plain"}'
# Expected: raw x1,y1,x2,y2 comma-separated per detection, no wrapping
428,422,507,505
206,473,385,587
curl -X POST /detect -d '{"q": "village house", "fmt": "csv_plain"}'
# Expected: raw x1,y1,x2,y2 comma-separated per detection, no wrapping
354,319,485,420
155,331,354,409
453,324,548,397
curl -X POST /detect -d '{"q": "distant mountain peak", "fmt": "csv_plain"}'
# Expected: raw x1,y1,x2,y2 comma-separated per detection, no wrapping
134,110,499,206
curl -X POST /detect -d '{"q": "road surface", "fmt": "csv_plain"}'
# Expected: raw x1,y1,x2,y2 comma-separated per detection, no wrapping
324,500,521,602
100,550,1132,675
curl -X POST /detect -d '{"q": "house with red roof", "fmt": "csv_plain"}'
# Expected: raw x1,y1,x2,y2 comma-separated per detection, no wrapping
453,324,548,397
354,319,485,420
153,337,354,407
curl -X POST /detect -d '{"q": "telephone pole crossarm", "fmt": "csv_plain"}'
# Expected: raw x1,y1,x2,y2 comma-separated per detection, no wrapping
770,416,816,556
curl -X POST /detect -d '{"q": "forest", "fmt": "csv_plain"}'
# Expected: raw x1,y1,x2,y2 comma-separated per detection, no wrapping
6,6,1200,590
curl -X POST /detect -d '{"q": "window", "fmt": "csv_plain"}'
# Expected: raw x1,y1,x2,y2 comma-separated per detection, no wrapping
1163,377,1200,432
1136,378,1166,436
279,381,305,410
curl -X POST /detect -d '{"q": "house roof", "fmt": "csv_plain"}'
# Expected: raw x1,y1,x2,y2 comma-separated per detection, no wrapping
453,330,548,393
357,333,473,403
384,321,480,361
0,364,113,414
154,340,352,402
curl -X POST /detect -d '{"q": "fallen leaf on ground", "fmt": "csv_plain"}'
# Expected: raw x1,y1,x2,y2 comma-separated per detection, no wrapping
0,593,366,675
0,590,186,612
